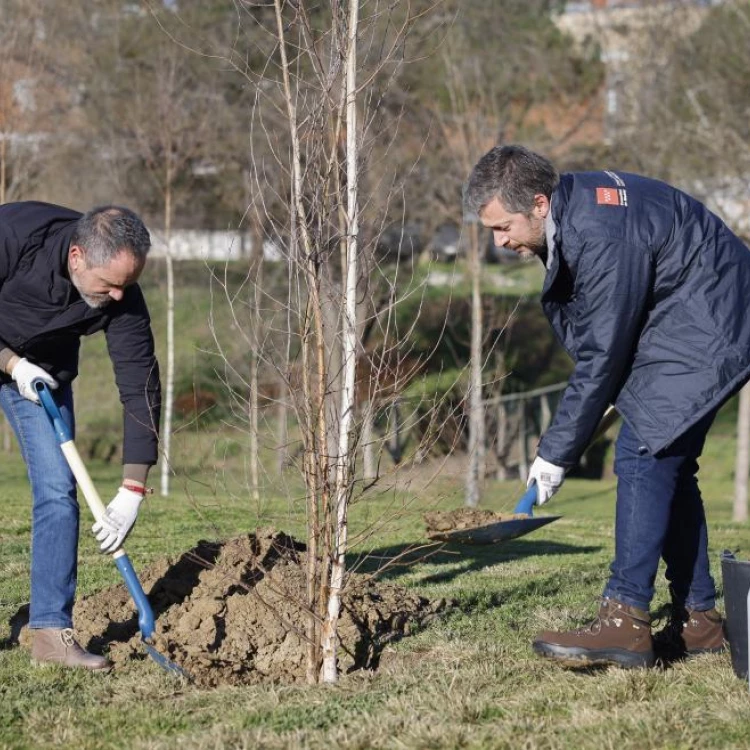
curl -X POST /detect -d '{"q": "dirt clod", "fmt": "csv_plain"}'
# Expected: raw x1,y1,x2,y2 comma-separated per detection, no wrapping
424,508,529,536
67,529,448,687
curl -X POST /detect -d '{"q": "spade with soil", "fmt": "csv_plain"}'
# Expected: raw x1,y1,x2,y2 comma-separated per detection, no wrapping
34,379,188,678
426,406,619,545
425,485,562,544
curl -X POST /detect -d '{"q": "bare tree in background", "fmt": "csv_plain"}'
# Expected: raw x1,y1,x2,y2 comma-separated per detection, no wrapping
89,11,220,496
0,3,56,205
619,1,750,522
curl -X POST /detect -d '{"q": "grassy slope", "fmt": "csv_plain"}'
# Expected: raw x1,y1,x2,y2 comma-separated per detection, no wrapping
2,260,750,749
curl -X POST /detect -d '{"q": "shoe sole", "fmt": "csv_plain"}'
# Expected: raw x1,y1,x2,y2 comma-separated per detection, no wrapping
532,641,655,669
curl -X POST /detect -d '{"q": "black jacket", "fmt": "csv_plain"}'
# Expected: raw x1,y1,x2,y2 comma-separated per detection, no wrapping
0,201,161,465
538,171,750,467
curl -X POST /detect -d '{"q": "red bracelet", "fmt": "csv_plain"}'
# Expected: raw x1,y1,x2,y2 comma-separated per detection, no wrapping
122,482,152,496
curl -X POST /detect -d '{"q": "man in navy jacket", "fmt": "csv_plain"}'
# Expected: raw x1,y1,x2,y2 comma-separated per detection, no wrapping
465,145,750,668
0,202,161,671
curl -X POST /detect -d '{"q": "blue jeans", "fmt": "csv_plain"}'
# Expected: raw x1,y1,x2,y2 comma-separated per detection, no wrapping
0,382,78,629
603,412,717,612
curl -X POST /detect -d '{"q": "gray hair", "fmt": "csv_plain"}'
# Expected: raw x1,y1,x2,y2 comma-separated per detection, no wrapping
464,145,559,217
71,205,151,268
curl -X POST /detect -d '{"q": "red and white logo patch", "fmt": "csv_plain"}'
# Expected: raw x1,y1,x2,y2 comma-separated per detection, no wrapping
596,187,628,207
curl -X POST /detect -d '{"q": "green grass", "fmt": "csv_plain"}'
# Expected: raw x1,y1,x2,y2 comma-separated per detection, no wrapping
3,259,750,748
3,401,750,750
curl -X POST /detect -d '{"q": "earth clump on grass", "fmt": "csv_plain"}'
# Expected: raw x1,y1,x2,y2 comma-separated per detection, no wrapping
70,529,448,687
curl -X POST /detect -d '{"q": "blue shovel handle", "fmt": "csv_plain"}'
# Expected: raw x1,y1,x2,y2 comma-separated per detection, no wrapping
513,484,538,516
34,380,72,443
33,378,188,677
114,555,156,639
33,381,156,640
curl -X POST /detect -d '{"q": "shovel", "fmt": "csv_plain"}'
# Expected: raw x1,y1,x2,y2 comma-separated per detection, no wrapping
427,485,562,544
431,406,619,545
33,379,187,677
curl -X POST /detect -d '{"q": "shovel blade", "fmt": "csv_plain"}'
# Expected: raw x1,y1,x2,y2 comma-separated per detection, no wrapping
143,641,190,678
430,514,562,545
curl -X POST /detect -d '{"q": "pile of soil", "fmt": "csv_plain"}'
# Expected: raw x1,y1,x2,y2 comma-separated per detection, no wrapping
65,529,448,687
424,508,529,538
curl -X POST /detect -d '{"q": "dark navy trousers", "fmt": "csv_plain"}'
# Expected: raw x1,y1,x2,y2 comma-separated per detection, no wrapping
603,411,718,612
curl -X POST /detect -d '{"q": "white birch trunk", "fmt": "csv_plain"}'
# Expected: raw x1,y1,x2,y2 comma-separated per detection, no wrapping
321,0,359,684
160,188,175,497
249,348,260,504
734,383,750,522
465,222,484,508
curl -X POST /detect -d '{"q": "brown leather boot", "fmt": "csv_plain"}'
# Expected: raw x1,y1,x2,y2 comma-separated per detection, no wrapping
532,598,655,669
653,605,726,659
31,628,112,671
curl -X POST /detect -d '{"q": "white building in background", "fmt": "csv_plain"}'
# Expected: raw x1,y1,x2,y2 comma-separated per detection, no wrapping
149,230,283,261
557,1,750,239
556,0,720,142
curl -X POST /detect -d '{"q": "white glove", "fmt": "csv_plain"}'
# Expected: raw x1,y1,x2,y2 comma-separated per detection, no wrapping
527,456,565,506
92,487,144,553
10,358,58,403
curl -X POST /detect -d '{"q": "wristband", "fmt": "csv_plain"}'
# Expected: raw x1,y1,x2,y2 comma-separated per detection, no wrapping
122,481,152,497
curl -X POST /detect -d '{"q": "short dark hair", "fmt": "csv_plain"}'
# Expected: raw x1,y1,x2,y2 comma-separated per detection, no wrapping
464,145,559,217
71,205,151,268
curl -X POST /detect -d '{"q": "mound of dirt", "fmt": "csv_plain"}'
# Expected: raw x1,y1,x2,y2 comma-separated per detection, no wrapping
424,508,529,537
67,529,449,687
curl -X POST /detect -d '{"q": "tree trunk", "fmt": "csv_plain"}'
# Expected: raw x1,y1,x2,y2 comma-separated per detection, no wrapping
386,400,403,465
465,221,484,508
518,398,529,481
276,372,289,475
321,0,359,684
495,400,508,481
159,182,175,497
362,401,376,481
248,348,260,504
734,384,750,523
248,214,263,504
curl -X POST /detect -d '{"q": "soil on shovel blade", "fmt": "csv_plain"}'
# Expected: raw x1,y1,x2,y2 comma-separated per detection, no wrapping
424,508,529,538
62,529,448,687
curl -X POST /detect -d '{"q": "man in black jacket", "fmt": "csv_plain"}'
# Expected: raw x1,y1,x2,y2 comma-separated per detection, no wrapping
0,202,161,671
465,145,750,668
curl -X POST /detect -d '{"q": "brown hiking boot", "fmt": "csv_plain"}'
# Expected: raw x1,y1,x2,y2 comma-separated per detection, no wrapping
31,628,112,672
532,598,654,669
653,606,726,659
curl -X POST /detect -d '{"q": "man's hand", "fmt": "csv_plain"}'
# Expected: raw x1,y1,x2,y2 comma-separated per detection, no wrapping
10,358,58,403
527,456,565,506
91,487,144,553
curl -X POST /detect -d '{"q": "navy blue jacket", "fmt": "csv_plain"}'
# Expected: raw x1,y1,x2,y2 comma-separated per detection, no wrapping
0,201,161,465
537,171,750,467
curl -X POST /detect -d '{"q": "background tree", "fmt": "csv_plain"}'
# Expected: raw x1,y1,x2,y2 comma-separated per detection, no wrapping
616,0,750,521
79,5,226,496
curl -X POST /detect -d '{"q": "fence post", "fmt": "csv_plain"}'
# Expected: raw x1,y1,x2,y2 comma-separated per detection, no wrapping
495,400,508,480
518,396,529,481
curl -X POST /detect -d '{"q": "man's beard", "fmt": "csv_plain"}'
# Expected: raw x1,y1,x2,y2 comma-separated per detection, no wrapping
80,292,112,309
516,234,547,263
70,275,111,309
525,227,548,263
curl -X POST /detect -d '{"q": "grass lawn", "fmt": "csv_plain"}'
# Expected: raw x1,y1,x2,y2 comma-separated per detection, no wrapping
2,401,750,750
